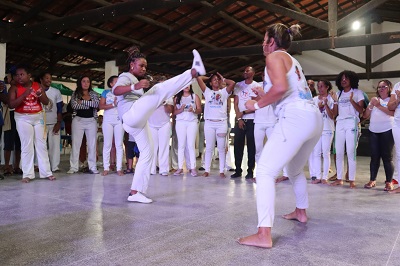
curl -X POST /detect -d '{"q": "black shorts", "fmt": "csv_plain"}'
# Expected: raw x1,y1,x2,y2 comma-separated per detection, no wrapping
126,141,139,159
4,111,21,151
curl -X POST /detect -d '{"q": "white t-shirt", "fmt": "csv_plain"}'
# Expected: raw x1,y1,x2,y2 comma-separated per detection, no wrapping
112,72,144,120
101,89,119,119
391,82,400,126
336,88,364,122
175,94,198,122
203,87,231,120
44,87,63,125
251,80,276,125
369,97,394,133
313,95,335,131
234,80,260,119
148,97,173,127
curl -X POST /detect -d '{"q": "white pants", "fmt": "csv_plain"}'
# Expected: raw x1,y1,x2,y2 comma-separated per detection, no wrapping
102,117,125,171
70,117,98,172
176,120,198,170
310,130,334,180
122,70,194,193
204,120,228,173
256,103,322,228
150,122,171,174
15,112,52,179
254,123,275,163
46,123,61,171
335,118,359,181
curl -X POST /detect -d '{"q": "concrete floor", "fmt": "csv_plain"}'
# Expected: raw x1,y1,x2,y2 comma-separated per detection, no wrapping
1,153,400,266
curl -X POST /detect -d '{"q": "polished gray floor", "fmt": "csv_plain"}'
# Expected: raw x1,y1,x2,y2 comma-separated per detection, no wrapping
1,153,400,266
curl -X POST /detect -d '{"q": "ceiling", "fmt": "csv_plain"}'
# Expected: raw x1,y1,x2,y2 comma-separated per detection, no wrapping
0,0,399,86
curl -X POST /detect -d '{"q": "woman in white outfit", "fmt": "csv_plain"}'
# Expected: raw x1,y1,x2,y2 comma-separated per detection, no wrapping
330,71,364,189
99,75,125,176
238,23,323,248
173,86,201,177
149,92,174,176
196,73,235,178
310,80,338,184
112,48,205,203
67,76,100,174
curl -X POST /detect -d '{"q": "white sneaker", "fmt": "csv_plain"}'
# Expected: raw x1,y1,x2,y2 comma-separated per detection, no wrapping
160,172,169,176
88,169,100,174
190,169,198,177
127,192,153,203
67,169,77,174
192,49,206,76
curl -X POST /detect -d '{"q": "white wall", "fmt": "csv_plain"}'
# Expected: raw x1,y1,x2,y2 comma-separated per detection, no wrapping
294,21,400,93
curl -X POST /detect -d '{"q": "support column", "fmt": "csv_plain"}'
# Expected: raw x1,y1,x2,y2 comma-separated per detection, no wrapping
104,60,118,88
0,43,6,78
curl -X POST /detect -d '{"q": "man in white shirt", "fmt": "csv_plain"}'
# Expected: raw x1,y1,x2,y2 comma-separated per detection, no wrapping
231,66,259,179
41,72,63,172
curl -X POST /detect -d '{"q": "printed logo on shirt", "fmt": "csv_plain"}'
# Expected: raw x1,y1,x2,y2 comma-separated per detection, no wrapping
209,92,223,108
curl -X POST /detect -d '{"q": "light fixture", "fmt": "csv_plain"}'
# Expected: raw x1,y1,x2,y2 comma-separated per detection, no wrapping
352,20,361,30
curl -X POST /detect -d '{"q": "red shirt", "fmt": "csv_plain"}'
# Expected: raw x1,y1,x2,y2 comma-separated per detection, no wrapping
15,82,43,114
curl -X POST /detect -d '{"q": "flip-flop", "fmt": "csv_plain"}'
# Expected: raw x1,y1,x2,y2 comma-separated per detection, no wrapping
123,168,134,174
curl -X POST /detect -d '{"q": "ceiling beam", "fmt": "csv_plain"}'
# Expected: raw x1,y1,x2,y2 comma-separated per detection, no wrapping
246,0,329,31
337,0,390,30
320,50,366,69
328,0,338,37
371,47,400,68
146,31,400,63
11,0,54,28
7,0,200,42
141,0,236,52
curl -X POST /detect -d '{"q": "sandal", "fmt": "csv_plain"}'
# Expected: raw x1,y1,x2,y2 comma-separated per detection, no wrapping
364,181,376,189
384,182,394,191
124,168,134,174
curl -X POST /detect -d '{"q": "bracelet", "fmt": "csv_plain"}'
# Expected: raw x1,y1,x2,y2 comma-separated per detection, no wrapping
368,107,373,111
112,103,115,107
254,102,260,110
130,84,136,91
237,118,242,122
333,102,338,105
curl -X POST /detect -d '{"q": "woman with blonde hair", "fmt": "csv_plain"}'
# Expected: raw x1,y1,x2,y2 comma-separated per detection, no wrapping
238,23,322,248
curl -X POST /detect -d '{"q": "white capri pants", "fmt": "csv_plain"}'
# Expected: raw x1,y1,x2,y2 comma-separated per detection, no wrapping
150,122,171,174
70,117,98,172
310,130,334,180
15,112,52,179
176,120,198,170
122,70,194,193
102,117,125,171
204,120,227,173
256,103,322,228
335,118,359,181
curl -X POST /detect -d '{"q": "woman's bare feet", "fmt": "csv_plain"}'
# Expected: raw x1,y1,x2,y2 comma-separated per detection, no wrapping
47,176,56,181
330,179,343,186
102,170,109,176
220,173,226,178
388,187,400,194
21,178,30,183
321,179,329,184
237,227,272,248
282,208,308,223
311,179,321,184
117,170,124,176
276,176,289,183
349,181,356,189
203,172,209,177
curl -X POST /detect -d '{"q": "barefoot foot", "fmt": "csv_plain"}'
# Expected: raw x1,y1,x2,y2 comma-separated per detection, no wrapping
311,179,321,184
102,170,109,176
220,173,226,178
282,208,308,223
349,181,356,189
203,172,209,177
330,180,343,186
117,170,124,176
388,187,400,194
237,228,272,249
